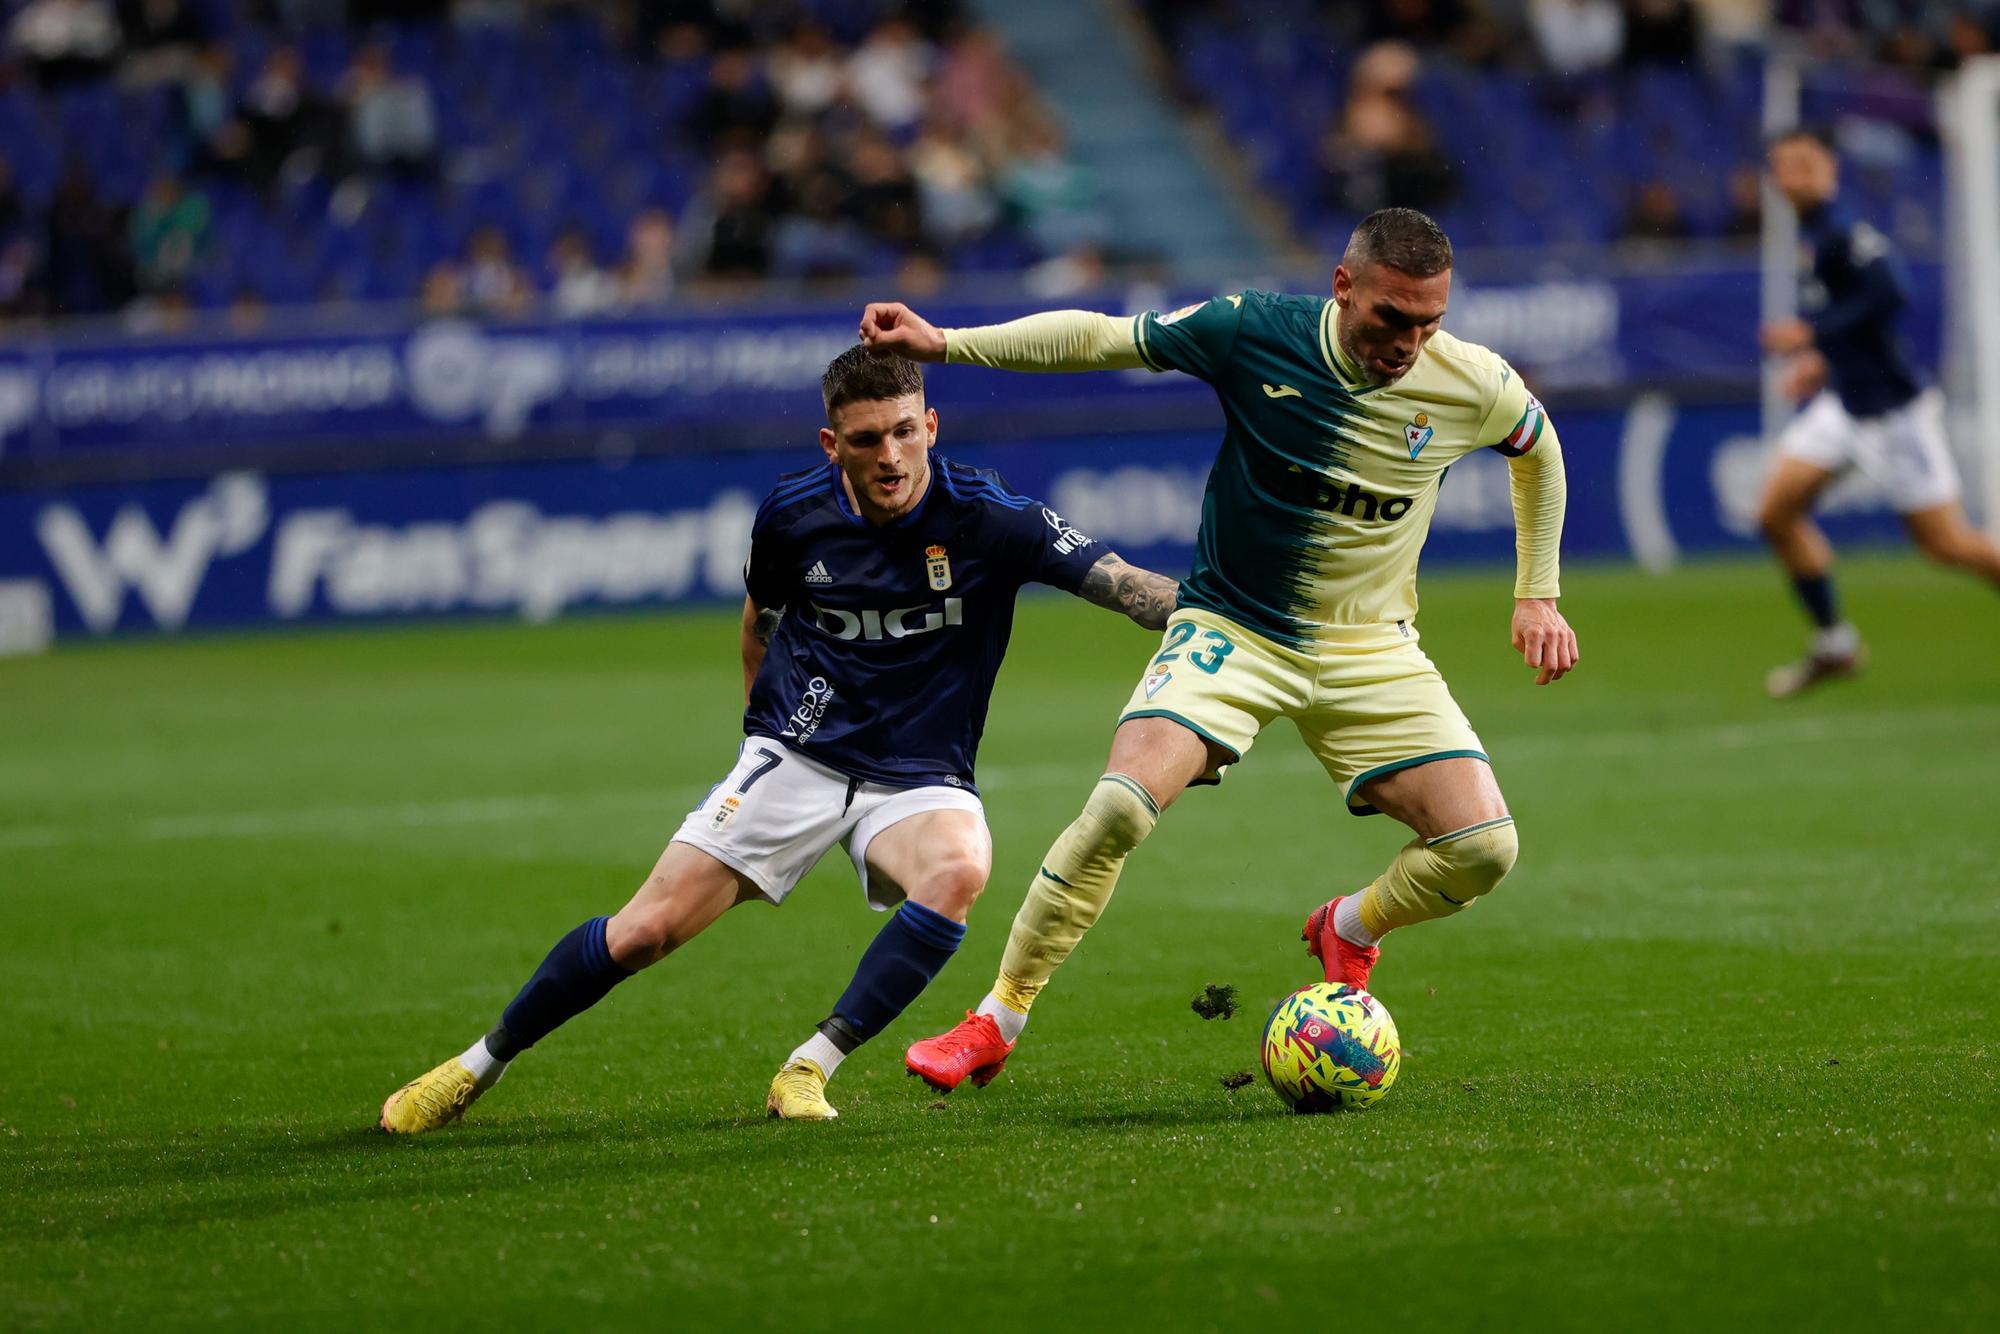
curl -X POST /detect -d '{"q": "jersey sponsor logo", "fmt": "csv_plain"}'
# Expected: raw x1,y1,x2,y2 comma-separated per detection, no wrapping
781,675,836,740
803,560,835,585
1041,506,1094,556
809,597,963,642
1320,479,1415,522
1403,411,1435,459
924,543,952,591
1262,383,1303,400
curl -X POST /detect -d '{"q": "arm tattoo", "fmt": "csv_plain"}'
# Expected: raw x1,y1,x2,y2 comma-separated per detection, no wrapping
752,606,784,643
1077,553,1179,631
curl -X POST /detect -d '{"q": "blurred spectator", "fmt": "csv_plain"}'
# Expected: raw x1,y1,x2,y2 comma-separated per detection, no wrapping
848,127,923,249
695,46,776,151
910,116,998,246
548,226,618,316
614,207,676,306
935,27,1028,150
123,284,194,332
1318,42,1457,216
1621,0,1701,67
342,43,438,175
462,224,532,317
10,0,122,89
892,248,946,297
846,18,932,131
685,148,774,282
419,258,465,317
1365,0,1472,47
175,41,248,178
226,285,268,333
1024,242,1109,300
1000,121,1106,254
1527,0,1624,77
1618,179,1693,244
45,164,133,315
128,172,209,290
769,21,844,119
240,45,334,194
118,0,204,89
0,153,42,319
1720,162,1762,241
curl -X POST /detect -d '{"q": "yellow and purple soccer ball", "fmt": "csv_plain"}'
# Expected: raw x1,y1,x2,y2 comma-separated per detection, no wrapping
1261,983,1401,1111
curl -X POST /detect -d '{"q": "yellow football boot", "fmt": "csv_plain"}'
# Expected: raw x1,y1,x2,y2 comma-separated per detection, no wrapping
379,1057,484,1134
765,1058,838,1120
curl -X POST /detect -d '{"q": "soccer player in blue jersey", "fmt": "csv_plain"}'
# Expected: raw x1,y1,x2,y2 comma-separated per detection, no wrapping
1757,127,2000,697
379,348,1178,1129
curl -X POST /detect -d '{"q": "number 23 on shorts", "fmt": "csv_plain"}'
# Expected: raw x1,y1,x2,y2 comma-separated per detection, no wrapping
1154,622,1234,675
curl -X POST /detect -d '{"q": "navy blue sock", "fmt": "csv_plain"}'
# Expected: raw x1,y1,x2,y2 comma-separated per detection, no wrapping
1791,573,1840,630
819,902,966,1048
488,916,632,1059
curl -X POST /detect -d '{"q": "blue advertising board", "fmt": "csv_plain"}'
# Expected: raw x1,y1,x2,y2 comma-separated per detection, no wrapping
0,398,1913,651
0,261,1944,461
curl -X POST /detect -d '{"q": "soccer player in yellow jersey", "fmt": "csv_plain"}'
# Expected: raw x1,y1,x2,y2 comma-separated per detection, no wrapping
861,208,1580,1091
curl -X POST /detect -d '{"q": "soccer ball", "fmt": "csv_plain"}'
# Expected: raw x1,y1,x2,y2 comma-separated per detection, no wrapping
1261,983,1401,1112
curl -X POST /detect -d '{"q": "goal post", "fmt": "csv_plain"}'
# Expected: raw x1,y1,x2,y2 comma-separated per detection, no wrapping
1940,55,2000,534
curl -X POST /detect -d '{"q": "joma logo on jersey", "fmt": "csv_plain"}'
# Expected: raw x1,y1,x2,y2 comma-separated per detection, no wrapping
810,597,964,641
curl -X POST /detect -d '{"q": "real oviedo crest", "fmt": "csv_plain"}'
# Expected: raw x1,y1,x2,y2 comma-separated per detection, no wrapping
924,544,952,591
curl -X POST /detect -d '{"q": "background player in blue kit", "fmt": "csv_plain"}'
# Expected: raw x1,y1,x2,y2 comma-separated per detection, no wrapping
1756,127,2000,698
378,347,1178,1129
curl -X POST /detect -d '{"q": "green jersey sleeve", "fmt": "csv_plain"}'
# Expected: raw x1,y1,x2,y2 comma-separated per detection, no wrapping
1132,293,1247,381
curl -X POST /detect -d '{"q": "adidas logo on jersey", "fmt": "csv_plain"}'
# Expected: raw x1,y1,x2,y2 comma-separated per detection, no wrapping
803,561,835,585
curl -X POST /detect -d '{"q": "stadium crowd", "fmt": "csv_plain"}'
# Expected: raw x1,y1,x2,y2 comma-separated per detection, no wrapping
0,0,1100,327
2,0,1997,326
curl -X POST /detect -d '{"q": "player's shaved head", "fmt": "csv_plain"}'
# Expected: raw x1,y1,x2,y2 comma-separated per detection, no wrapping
823,345,925,421
1342,208,1453,280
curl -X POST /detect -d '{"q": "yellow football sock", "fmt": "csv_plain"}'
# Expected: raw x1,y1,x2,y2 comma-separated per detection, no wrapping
1356,816,1518,939
992,774,1160,1013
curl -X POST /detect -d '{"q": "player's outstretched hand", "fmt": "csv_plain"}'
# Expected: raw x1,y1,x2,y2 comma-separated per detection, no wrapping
859,302,947,363
1511,598,1579,686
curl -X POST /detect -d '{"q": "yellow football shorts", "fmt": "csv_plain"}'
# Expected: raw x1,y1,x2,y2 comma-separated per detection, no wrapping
1117,607,1488,815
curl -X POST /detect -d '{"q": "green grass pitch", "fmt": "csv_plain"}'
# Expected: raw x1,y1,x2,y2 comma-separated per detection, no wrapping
2,554,1995,1331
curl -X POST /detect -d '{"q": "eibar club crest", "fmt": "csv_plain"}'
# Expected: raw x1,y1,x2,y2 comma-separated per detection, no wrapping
1403,411,1435,459
924,543,952,591
1143,667,1172,699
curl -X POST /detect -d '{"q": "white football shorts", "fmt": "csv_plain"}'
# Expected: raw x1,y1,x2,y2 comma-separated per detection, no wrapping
670,739,984,908
1776,388,1961,513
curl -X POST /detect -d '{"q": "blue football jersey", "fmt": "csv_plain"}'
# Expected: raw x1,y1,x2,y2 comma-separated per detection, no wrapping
1798,201,1922,418
742,456,1102,791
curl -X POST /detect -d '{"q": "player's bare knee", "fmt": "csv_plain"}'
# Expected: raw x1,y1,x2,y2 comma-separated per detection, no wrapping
1755,497,1801,545
909,851,988,919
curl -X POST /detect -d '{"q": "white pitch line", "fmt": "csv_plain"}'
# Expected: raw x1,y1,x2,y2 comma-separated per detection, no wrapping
3,706,1995,854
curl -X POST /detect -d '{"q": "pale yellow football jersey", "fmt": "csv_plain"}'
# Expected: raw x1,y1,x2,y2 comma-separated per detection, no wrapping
1131,291,1552,644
